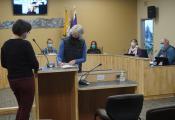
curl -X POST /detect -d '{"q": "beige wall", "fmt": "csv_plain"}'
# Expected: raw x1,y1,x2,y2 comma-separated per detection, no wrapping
0,0,137,54
137,0,175,55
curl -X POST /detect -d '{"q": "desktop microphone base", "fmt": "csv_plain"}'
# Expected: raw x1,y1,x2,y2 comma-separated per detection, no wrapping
79,79,90,86
47,63,55,68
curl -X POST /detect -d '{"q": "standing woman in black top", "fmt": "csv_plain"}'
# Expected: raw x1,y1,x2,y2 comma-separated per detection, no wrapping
1,19,39,120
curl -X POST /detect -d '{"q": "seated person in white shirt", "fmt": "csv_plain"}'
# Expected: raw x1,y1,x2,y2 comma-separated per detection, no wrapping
128,39,140,56
42,39,57,55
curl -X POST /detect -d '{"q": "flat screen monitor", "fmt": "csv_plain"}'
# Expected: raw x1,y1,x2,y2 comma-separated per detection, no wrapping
137,49,148,58
13,0,48,15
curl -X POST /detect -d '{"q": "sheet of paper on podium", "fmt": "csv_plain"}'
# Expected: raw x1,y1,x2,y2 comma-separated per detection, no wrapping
61,64,78,69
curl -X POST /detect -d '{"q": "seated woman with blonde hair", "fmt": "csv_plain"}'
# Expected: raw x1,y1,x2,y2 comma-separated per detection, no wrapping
128,39,139,56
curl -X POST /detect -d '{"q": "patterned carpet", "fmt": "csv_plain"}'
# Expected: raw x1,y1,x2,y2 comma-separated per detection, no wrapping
0,88,175,120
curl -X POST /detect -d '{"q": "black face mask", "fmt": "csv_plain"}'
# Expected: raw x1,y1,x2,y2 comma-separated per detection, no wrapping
69,35,83,48
70,35,79,40
70,35,79,44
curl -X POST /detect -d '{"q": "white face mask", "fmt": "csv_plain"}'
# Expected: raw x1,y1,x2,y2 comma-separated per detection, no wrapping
48,43,53,47
131,42,136,47
160,43,164,49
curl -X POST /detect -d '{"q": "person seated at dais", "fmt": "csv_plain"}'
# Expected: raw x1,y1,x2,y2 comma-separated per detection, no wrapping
128,39,140,56
156,38,175,65
42,38,57,55
87,41,101,54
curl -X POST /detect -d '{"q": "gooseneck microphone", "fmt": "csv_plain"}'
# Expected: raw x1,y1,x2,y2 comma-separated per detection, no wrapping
32,38,55,68
79,63,102,86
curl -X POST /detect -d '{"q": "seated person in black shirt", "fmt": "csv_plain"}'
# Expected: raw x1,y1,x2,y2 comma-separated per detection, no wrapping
87,41,101,54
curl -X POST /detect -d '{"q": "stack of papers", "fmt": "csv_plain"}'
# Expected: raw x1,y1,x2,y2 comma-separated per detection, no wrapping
61,64,77,69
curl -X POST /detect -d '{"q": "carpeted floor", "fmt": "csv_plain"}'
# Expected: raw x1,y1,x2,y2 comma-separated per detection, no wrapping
0,88,175,120
0,88,34,120
140,97,175,120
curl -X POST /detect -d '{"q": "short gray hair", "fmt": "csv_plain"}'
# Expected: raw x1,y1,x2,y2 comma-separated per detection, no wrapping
69,24,84,36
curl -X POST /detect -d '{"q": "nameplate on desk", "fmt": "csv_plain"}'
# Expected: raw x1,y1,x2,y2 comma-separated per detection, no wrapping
97,74,105,81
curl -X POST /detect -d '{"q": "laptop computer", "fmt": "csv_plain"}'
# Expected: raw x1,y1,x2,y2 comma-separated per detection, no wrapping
155,57,169,66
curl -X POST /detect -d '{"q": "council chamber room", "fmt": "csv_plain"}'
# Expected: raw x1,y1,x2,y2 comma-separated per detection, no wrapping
0,0,175,120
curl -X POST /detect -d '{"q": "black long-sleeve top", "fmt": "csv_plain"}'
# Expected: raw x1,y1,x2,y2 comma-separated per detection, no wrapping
1,39,39,79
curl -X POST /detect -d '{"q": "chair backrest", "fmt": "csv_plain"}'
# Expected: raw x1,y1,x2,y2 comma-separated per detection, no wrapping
146,105,175,120
106,94,143,120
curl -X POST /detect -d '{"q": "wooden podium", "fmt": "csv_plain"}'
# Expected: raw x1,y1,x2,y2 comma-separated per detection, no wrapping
34,67,137,120
35,67,79,120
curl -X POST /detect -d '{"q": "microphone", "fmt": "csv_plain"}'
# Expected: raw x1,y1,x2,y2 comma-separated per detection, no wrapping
79,63,102,86
32,38,55,68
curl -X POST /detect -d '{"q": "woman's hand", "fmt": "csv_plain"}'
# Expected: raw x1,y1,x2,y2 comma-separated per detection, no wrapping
58,62,65,66
68,60,76,65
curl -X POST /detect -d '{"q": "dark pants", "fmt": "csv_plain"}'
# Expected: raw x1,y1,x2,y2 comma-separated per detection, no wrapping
9,77,35,120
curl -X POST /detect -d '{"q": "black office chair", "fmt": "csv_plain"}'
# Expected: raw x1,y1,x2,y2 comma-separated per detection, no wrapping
95,94,144,120
146,105,175,120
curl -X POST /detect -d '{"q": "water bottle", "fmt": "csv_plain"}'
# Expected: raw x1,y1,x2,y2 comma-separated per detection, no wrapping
120,71,126,82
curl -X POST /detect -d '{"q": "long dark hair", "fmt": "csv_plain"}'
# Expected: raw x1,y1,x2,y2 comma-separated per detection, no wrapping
90,41,98,48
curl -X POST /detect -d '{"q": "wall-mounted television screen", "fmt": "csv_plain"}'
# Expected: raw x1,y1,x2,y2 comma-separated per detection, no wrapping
13,0,48,15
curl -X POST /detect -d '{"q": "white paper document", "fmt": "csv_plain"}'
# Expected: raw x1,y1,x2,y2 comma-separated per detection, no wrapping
61,64,77,69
